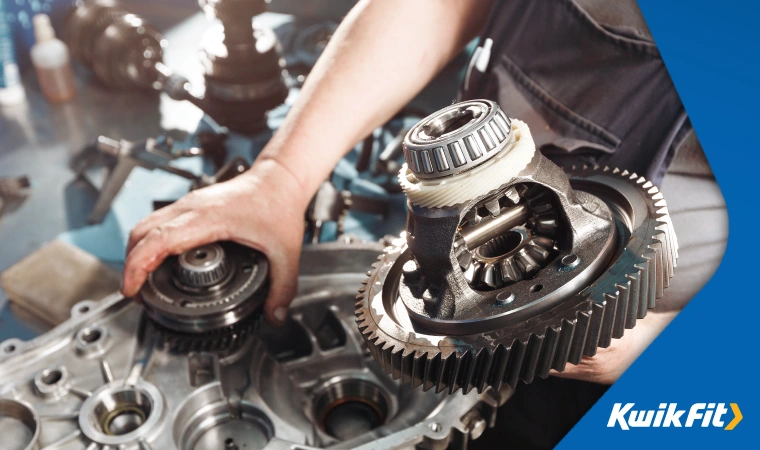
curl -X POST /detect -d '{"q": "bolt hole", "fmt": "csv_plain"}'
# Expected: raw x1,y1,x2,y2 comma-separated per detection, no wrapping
41,369,63,385
4,344,16,353
496,291,515,304
80,328,102,344
561,254,578,265
195,250,208,259
225,438,235,448
530,284,543,293
79,305,90,314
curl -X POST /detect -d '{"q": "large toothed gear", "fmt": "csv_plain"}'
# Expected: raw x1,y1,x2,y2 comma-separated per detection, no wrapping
355,100,678,394
140,241,268,351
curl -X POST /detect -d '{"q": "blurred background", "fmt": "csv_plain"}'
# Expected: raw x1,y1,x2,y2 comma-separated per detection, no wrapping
0,0,474,341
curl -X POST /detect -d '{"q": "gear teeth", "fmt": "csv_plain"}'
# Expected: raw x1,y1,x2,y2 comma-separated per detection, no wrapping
568,311,591,365
521,334,545,384
499,257,522,283
552,319,576,372
536,327,559,378
152,313,261,352
356,165,678,394
504,340,526,388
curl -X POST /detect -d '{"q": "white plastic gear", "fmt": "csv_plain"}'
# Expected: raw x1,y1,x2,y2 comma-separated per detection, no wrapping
399,119,537,208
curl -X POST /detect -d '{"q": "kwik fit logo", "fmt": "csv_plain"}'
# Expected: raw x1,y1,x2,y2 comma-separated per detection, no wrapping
608,403,742,430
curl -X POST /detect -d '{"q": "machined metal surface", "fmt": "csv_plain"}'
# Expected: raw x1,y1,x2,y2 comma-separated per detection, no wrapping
140,241,268,335
0,243,510,450
356,101,678,393
403,100,511,179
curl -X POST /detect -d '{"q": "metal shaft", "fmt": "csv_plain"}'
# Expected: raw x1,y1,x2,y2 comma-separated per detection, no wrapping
460,204,530,249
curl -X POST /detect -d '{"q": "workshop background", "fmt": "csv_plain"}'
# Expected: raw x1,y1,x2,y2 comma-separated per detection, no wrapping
0,0,752,449
1,0,464,338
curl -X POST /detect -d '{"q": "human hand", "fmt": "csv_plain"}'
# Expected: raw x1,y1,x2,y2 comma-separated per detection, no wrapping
121,158,310,325
550,311,678,384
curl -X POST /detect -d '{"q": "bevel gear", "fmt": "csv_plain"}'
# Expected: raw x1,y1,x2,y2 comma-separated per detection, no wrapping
140,241,268,351
355,100,678,394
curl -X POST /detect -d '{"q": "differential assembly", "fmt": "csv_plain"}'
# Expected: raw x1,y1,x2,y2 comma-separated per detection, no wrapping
140,241,268,351
355,100,678,393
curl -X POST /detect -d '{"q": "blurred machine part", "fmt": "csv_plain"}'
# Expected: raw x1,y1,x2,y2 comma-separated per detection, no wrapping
0,242,511,450
64,0,166,90
0,175,31,218
70,133,239,224
64,0,288,134
194,0,289,132
356,100,679,393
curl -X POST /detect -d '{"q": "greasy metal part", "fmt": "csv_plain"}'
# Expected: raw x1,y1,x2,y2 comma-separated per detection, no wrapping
355,101,678,393
195,0,289,133
140,241,268,335
176,243,231,288
0,242,511,449
65,1,166,90
65,0,288,134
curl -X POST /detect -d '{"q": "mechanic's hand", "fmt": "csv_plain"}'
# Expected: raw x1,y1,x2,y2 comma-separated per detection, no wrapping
550,311,677,384
121,159,309,325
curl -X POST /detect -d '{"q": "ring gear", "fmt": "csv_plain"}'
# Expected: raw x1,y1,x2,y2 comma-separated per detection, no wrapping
355,100,678,394
140,241,268,351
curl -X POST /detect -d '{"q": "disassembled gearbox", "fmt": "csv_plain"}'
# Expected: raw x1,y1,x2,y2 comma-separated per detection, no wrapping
0,99,678,450
355,100,678,394
0,244,509,450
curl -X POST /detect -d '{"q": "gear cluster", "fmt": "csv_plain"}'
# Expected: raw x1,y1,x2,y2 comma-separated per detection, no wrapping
355,100,678,394
140,241,268,351
456,184,559,290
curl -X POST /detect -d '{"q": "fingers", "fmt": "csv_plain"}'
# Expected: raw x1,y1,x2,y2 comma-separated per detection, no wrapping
121,211,228,297
126,202,189,253
549,311,679,384
261,243,301,326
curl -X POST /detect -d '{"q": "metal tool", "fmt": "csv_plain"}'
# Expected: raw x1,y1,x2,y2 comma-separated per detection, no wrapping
306,181,389,243
355,100,679,393
0,242,511,449
70,133,236,224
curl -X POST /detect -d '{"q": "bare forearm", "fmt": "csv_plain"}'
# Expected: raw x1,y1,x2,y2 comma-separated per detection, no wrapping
256,0,492,202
